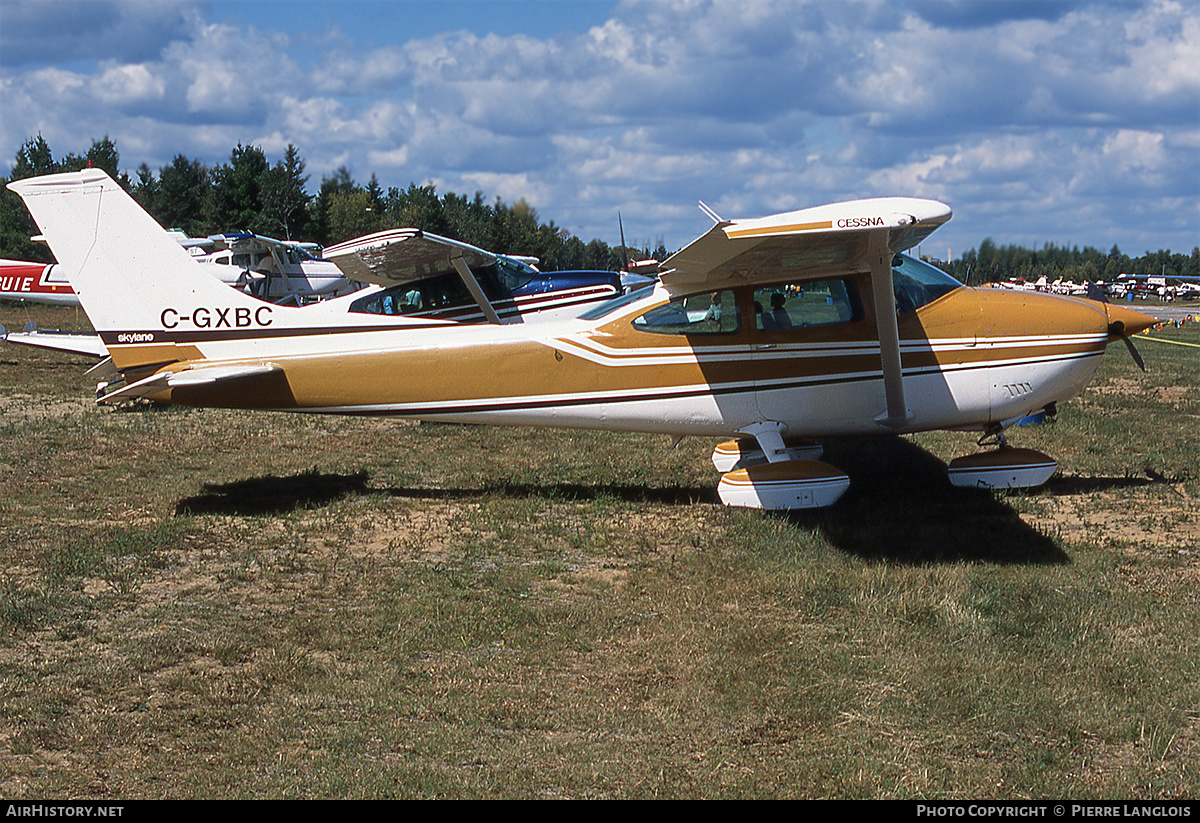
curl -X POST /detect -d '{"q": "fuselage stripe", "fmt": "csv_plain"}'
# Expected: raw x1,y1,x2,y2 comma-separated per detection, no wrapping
281,347,1103,418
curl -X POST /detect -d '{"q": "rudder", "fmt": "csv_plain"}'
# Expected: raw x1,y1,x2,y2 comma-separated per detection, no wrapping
8,169,257,337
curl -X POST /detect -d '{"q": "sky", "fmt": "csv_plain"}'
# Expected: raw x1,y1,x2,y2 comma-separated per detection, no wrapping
1,0,1197,260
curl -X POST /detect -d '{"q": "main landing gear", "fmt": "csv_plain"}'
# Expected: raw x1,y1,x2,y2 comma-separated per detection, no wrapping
711,434,850,511
710,417,1059,511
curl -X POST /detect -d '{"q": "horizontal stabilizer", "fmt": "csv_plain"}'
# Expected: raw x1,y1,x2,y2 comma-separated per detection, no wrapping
165,363,282,386
98,371,171,405
2,328,108,358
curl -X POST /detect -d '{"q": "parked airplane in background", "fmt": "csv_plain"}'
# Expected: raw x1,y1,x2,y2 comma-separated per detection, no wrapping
324,228,629,325
994,272,1200,303
0,258,77,304
9,169,1157,510
1,231,353,307
4,217,635,357
1117,273,1200,301
187,231,355,304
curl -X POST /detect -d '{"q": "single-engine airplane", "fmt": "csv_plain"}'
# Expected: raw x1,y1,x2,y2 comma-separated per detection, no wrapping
9,169,1157,510
187,231,355,304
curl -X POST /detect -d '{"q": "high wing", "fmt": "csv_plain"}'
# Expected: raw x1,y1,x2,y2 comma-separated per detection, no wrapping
324,229,495,285
167,229,216,251
660,197,951,294
205,231,311,256
325,229,503,324
662,197,953,430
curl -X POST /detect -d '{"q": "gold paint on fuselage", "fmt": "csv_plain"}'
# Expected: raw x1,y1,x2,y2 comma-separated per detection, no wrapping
135,275,1141,441
110,343,205,371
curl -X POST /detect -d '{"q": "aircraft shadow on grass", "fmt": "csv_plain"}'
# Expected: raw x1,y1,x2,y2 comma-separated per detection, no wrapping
174,468,714,516
173,434,1182,565
175,469,373,516
787,437,1070,565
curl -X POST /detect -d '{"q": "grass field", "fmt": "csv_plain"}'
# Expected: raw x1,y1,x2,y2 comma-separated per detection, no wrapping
0,301,1197,798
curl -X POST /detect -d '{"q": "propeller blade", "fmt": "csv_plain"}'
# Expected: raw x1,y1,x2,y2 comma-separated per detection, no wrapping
1109,320,1146,371
1122,333,1146,372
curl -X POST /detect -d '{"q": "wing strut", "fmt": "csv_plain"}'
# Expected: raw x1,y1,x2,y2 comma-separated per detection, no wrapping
868,231,911,429
449,252,503,325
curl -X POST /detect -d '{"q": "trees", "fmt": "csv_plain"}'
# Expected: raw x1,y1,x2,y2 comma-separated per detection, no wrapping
155,155,210,237
2,135,131,261
207,143,270,234
1,134,653,269
11,135,56,179
14,133,1186,280
260,145,313,241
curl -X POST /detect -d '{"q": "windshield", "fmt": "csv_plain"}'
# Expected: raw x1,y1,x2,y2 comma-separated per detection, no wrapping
578,285,657,321
891,254,962,315
496,257,538,292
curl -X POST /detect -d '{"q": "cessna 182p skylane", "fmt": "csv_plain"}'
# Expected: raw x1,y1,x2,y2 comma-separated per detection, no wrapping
9,168,1157,510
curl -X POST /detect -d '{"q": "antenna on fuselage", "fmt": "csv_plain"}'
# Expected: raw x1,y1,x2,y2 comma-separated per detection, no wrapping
616,211,663,288
698,200,723,224
618,211,629,270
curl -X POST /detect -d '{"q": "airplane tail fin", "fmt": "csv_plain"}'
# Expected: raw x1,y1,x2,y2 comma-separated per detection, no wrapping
7,169,253,339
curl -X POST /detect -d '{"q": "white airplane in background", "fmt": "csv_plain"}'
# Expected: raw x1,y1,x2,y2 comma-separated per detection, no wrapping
1,231,353,308
9,169,1157,510
1117,273,1200,302
3,225,630,357
183,231,355,304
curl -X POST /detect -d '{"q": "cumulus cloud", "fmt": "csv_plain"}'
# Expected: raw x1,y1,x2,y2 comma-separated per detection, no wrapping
0,0,1195,254
0,0,205,68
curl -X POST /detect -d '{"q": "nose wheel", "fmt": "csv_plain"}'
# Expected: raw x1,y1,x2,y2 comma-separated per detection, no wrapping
948,428,1057,490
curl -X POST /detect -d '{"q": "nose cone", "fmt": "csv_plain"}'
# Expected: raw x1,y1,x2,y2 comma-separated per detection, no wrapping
1104,302,1159,338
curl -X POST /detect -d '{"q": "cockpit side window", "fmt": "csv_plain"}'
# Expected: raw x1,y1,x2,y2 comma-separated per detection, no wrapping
350,285,426,316
753,278,862,332
349,270,485,316
633,290,740,334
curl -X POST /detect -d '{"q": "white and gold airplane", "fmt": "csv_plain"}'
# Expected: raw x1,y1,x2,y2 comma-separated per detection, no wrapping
8,168,1157,510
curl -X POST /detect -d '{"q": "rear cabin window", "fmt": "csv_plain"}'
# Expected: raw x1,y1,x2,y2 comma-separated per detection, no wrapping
633,290,740,334
754,278,862,332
